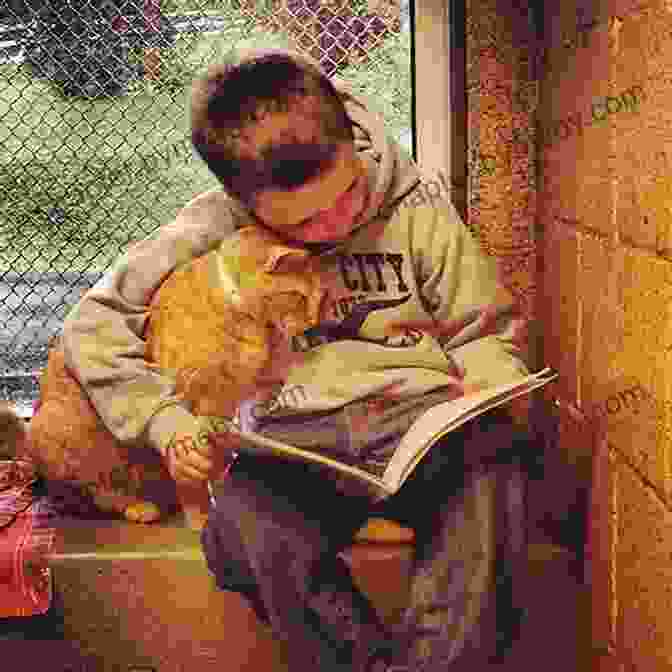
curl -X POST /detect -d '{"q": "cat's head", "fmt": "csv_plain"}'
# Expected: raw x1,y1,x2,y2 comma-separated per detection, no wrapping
215,225,326,336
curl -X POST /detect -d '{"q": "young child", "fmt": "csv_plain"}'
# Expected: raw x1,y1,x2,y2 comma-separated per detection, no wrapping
61,47,532,671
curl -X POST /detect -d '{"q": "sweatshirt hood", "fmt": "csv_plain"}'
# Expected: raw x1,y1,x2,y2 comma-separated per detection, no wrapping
203,46,422,256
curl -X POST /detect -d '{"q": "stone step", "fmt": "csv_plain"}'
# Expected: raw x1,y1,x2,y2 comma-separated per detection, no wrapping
48,514,292,672
7,515,588,671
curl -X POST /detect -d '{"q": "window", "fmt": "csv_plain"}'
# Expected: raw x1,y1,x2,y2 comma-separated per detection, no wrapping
0,0,423,412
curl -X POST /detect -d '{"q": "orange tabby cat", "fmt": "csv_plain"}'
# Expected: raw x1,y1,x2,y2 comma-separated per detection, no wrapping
145,225,325,527
0,225,324,526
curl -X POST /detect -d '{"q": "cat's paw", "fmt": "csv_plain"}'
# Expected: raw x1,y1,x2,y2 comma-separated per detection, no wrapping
182,508,209,532
123,501,162,523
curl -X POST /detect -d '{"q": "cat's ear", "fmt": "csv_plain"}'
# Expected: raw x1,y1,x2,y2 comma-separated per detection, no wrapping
264,246,310,273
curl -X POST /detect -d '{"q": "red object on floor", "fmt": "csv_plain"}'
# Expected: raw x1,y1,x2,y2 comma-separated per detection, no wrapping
0,459,56,617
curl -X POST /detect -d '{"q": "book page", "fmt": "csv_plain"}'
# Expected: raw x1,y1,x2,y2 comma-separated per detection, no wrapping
209,417,393,496
381,368,557,491
203,368,556,500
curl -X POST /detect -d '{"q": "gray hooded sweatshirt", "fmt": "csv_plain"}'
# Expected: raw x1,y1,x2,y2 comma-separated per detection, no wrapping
61,47,529,473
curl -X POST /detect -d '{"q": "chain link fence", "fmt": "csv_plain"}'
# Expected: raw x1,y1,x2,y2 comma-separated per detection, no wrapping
0,0,412,415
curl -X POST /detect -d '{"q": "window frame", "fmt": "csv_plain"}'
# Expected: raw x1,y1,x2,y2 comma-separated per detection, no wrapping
411,0,466,219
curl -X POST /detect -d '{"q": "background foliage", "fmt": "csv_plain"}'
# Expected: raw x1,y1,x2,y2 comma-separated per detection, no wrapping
0,0,410,273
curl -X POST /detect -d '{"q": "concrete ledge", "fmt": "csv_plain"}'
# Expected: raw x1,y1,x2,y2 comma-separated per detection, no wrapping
51,514,289,672
44,515,588,672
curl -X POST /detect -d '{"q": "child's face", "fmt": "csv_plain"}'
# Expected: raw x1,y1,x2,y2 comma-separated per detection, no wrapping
252,142,370,243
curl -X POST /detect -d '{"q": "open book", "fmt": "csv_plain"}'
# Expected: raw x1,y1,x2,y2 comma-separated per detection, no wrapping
208,367,558,500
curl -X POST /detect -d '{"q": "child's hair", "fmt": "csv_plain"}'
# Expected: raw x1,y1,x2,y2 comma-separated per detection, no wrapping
190,50,355,210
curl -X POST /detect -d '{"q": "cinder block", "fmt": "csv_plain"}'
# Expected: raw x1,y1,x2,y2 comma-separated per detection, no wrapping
615,457,672,671
612,6,672,254
609,0,665,20
588,437,617,652
541,146,612,238
617,248,672,499
542,11,610,119
539,216,580,401
588,372,662,505
539,8,615,236
577,233,624,396
612,2,672,85
560,23,613,235
575,154,614,239
576,226,672,507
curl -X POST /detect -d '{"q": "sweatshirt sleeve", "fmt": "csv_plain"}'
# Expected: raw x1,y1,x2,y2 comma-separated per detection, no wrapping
60,189,238,449
411,199,530,389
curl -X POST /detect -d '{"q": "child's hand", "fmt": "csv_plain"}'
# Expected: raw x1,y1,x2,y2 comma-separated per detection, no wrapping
385,319,467,380
164,416,240,486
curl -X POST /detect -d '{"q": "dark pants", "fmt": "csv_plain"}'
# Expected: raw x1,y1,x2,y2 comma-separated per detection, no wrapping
201,409,530,671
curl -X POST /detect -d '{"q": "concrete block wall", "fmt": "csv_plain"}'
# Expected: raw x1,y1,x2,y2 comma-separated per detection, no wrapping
464,0,594,552
465,0,538,328
537,0,672,669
